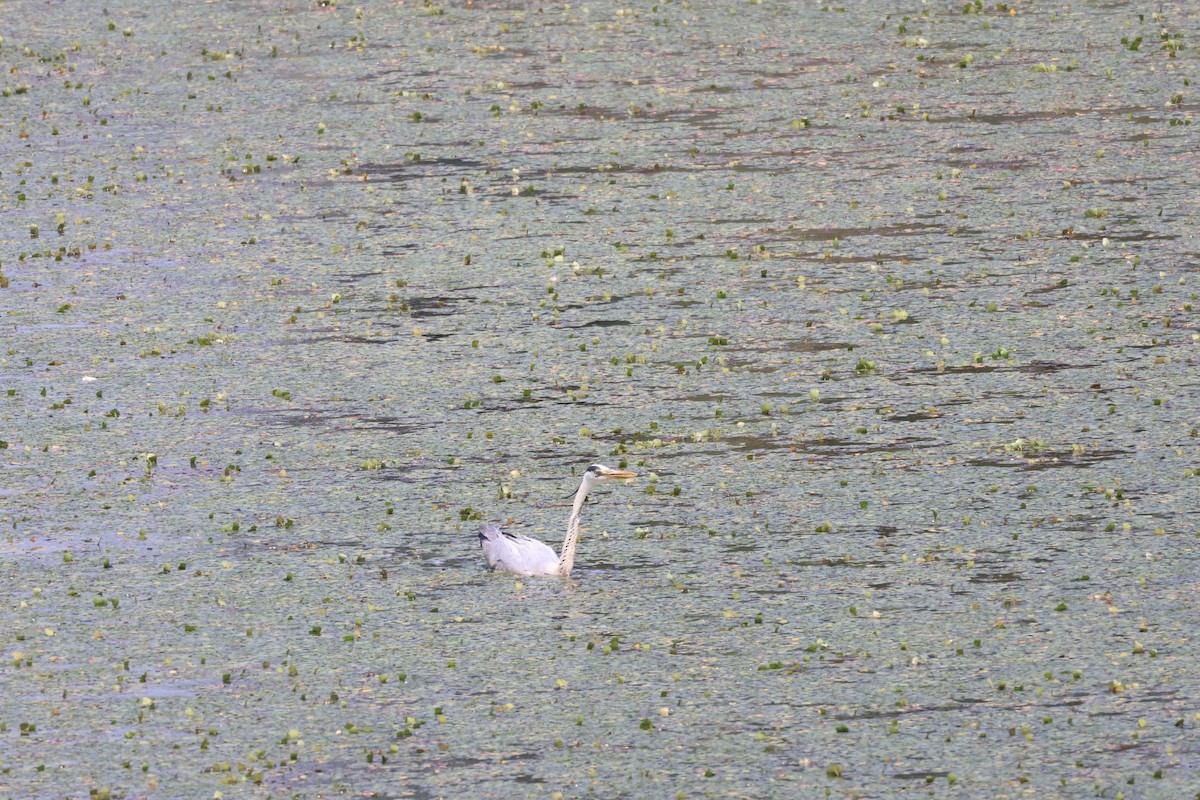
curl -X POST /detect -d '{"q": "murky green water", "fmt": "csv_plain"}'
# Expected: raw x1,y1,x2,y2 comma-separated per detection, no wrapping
2,1,1198,797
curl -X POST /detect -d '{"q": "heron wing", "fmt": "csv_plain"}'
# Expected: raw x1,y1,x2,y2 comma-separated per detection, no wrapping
478,524,560,576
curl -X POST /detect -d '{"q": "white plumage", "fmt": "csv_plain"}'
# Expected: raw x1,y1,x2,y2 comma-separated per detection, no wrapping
477,524,561,576
477,464,637,577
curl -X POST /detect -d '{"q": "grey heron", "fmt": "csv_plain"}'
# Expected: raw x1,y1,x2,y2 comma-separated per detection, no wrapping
478,464,638,576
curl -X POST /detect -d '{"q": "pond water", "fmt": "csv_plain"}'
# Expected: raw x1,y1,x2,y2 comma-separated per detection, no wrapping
1,1,1198,797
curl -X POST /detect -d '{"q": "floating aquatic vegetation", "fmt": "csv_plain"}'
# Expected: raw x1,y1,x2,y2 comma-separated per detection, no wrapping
1,2,1195,798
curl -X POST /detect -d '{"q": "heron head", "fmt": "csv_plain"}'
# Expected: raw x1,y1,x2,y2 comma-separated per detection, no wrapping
585,463,638,481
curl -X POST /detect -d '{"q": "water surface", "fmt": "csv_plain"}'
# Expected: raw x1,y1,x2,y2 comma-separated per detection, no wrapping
1,1,1198,797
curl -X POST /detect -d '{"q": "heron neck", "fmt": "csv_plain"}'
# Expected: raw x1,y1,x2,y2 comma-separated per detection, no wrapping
558,480,590,575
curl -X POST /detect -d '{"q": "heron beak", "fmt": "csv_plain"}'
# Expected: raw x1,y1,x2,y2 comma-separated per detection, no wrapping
600,469,638,479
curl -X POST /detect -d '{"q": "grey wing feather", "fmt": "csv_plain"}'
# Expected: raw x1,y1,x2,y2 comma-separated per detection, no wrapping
478,523,560,576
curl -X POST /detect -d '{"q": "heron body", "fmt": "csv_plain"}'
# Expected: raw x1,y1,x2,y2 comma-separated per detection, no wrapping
477,524,561,576
478,464,637,577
